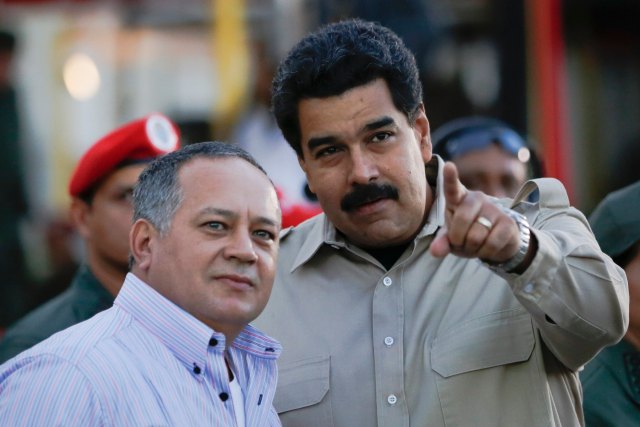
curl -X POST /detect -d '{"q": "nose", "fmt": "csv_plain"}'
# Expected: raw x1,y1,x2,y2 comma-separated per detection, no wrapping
348,147,379,185
224,228,258,263
481,182,507,199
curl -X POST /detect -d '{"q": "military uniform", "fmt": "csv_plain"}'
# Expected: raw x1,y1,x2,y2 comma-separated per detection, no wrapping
581,181,640,427
0,265,113,363
581,340,640,426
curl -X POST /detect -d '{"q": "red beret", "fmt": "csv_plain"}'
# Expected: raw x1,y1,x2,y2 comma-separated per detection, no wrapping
69,113,180,197
275,187,323,228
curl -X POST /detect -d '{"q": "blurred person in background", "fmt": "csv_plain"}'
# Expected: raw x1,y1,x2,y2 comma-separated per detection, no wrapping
0,29,30,330
581,181,640,427
0,114,180,363
432,116,541,198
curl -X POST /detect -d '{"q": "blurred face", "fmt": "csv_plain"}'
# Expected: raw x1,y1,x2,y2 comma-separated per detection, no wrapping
80,164,145,271
298,78,432,249
453,144,527,198
143,157,280,336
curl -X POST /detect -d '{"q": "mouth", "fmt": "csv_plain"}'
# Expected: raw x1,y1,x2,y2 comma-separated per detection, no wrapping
352,197,390,215
216,274,255,291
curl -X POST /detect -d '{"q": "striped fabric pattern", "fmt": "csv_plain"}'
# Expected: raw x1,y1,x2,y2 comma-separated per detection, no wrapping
0,273,282,426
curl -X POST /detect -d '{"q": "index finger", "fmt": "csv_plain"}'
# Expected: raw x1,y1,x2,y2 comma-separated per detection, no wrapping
442,161,467,210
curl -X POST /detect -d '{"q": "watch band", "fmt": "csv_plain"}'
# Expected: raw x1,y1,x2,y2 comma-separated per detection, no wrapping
485,207,531,273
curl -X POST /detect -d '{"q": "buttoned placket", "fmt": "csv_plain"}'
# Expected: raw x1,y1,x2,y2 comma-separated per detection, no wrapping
199,333,238,426
372,269,409,426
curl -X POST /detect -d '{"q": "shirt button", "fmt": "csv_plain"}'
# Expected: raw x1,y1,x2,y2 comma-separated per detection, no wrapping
384,336,394,346
219,392,229,402
193,364,201,375
383,277,393,287
523,283,534,294
209,338,218,347
387,394,397,405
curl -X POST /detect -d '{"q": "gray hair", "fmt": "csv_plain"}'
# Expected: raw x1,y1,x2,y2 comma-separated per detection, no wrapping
132,141,270,236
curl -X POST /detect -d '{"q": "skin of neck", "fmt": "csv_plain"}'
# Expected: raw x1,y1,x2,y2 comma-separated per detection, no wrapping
87,249,129,297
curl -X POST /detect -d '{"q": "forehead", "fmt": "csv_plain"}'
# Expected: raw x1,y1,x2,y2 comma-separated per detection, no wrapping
96,163,147,192
298,79,406,140
455,145,527,176
176,157,278,215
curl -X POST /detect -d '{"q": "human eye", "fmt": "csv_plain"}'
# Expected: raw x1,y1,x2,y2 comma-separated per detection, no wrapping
314,145,341,159
115,188,134,203
371,131,392,143
253,229,276,241
204,221,226,231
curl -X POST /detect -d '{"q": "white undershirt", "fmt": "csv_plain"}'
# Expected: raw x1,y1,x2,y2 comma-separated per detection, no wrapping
229,374,245,427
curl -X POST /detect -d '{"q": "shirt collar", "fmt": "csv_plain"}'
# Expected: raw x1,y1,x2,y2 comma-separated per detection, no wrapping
73,264,114,298
290,155,447,272
70,264,115,314
114,273,281,375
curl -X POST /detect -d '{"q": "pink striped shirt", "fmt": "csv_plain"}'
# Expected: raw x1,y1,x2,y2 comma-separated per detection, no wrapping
0,273,282,426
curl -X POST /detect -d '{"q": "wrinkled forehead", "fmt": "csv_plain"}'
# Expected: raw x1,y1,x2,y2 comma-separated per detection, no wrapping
177,157,280,216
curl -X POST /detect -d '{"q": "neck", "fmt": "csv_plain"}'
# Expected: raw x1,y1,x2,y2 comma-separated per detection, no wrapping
216,326,242,347
86,250,128,297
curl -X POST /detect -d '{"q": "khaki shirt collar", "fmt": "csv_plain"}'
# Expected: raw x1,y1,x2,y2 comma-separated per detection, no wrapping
290,155,447,272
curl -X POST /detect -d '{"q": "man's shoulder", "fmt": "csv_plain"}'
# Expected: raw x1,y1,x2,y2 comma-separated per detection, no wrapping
0,288,84,362
279,214,323,248
0,268,115,362
2,306,128,366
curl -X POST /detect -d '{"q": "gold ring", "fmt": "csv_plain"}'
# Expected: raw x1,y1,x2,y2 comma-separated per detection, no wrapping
476,216,493,230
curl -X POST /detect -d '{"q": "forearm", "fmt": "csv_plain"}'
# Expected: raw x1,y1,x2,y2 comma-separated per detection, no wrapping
499,207,629,369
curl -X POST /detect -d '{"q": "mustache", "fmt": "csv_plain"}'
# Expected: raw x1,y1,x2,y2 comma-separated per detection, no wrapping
341,183,399,212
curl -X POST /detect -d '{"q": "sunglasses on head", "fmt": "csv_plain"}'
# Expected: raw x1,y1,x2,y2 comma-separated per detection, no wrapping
438,126,530,162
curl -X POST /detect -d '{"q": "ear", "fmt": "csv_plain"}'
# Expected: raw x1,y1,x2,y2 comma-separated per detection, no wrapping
413,104,432,163
129,219,157,272
69,198,92,240
298,155,315,194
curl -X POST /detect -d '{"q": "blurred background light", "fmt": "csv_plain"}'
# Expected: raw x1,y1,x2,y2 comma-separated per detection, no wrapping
518,147,531,163
63,52,100,101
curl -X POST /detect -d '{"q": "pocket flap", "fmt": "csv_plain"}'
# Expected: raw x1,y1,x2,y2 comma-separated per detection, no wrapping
274,355,330,413
431,311,535,378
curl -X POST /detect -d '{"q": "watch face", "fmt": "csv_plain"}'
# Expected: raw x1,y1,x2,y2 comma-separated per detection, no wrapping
485,207,530,273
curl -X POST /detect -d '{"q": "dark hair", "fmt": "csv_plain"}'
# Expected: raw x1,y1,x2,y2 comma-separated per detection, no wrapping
133,141,269,235
272,19,423,157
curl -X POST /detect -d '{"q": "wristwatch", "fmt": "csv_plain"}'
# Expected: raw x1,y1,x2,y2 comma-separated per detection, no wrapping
485,208,531,273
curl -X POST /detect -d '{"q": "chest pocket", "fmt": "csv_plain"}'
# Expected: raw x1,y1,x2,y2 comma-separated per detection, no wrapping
430,311,548,427
431,310,535,377
274,355,334,427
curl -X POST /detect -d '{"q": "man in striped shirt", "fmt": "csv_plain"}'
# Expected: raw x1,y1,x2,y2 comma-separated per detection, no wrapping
0,142,283,426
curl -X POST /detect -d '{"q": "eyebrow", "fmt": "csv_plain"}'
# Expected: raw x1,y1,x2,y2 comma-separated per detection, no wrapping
307,135,337,152
363,116,395,132
198,207,279,228
306,116,397,152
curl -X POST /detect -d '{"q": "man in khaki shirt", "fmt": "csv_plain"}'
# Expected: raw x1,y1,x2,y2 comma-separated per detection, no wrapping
253,19,629,426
